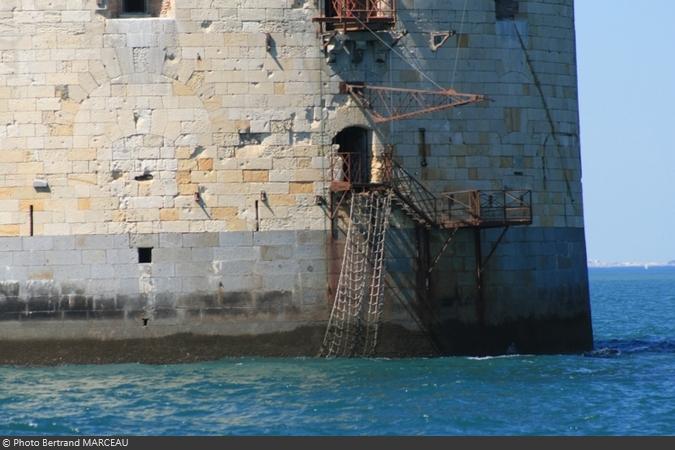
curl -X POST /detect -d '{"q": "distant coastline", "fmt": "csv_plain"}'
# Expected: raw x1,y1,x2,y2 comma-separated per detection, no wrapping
588,260,675,268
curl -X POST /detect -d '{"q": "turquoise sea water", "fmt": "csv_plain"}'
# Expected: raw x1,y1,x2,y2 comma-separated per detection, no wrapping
1,267,674,436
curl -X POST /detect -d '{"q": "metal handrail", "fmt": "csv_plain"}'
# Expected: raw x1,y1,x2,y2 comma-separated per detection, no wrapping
388,160,438,225
442,191,480,226
442,190,532,227
315,0,396,31
330,0,395,20
331,152,532,229
330,151,368,186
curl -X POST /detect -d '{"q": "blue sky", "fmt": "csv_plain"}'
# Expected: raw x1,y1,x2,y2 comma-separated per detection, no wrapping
575,0,675,262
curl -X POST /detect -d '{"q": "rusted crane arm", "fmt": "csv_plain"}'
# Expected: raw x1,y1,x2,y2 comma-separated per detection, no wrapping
340,82,488,123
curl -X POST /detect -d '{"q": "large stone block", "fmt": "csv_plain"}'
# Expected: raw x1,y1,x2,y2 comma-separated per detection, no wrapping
260,245,293,261
129,234,159,248
253,230,296,246
107,249,138,264
0,237,22,252
183,232,219,248
45,250,82,266
22,237,54,251
75,235,113,250
175,262,213,278
153,247,192,263
213,260,256,276
12,251,46,267
159,233,183,248
218,231,254,247
212,246,259,261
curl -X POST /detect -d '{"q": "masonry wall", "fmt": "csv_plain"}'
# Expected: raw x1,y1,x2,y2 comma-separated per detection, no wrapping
0,230,328,336
323,0,592,353
0,0,592,360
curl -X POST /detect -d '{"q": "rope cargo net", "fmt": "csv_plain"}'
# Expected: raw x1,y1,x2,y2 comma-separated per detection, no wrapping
320,190,392,357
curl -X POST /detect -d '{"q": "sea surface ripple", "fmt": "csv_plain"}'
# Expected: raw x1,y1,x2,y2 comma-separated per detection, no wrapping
1,267,674,435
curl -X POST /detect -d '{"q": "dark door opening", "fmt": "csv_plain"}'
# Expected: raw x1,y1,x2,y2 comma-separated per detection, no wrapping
325,0,336,18
324,0,337,31
123,0,147,14
495,0,519,20
333,126,370,185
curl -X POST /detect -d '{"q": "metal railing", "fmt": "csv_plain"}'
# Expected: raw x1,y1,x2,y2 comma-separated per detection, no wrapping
330,151,369,190
441,190,532,228
329,151,532,229
315,1,396,31
330,0,396,20
440,190,479,226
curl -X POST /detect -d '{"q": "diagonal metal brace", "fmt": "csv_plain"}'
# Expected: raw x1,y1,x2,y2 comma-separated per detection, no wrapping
480,226,509,274
428,228,459,275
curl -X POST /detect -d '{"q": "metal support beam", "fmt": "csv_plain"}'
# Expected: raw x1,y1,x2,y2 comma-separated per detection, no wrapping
427,228,459,276
474,227,509,326
416,225,431,294
474,228,485,325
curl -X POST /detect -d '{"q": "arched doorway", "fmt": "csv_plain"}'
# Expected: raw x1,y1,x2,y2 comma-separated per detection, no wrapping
333,126,371,186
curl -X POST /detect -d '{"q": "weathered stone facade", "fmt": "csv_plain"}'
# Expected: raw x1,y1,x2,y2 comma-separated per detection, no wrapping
0,0,592,362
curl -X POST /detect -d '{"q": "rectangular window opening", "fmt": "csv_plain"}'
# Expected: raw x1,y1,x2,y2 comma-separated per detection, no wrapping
138,247,153,264
495,0,519,20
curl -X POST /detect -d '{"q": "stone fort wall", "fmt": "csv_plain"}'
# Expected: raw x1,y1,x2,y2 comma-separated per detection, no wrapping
0,0,592,359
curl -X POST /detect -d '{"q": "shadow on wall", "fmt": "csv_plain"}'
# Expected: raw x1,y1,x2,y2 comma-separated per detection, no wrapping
96,0,174,18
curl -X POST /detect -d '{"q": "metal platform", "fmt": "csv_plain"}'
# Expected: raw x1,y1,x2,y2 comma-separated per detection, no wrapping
329,151,533,229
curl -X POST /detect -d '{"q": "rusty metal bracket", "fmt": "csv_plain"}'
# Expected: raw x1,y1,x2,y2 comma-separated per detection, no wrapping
430,31,456,51
329,190,351,220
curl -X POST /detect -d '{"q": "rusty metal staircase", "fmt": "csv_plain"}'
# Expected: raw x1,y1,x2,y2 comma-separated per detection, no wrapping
329,153,533,231
388,159,533,231
316,0,531,356
323,154,533,357
389,161,438,229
